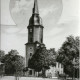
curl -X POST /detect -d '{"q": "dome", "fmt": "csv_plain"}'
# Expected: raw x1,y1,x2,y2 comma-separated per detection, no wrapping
29,14,43,26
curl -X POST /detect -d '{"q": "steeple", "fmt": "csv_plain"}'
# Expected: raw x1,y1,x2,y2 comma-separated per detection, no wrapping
33,0,39,14
28,0,43,26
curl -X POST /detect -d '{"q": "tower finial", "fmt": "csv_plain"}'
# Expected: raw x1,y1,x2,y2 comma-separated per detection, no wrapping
33,0,39,14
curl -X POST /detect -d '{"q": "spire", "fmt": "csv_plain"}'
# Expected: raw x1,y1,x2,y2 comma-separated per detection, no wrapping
28,0,43,26
33,0,39,14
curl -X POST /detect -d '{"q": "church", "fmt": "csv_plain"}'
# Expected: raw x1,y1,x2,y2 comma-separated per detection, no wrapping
25,0,63,77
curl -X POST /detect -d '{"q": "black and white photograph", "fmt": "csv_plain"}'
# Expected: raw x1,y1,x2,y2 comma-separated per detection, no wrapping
0,0,80,80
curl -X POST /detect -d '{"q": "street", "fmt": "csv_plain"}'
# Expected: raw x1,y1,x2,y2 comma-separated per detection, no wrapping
0,76,61,80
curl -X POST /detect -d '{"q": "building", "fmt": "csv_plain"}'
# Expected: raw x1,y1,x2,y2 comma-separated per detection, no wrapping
25,0,63,77
46,62,64,78
25,0,45,77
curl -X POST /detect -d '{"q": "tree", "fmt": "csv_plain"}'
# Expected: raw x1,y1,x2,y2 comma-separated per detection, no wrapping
2,50,25,76
29,47,56,77
0,50,5,76
56,36,79,78
0,50,5,62
12,55,25,76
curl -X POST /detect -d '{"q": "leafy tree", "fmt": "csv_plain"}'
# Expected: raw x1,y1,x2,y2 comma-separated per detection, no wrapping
0,50,5,76
0,50,5,62
56,36,79,78
29,46,56,77
12,55,25,76
2,50,25,76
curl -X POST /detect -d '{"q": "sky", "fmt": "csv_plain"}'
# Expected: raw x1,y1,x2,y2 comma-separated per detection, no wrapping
1,0,80,57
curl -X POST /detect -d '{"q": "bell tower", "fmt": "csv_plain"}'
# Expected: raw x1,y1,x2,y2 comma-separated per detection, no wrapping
25,0,45,77
28,0,43,43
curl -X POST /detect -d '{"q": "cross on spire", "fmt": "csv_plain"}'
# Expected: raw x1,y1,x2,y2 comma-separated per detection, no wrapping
33,0,39,14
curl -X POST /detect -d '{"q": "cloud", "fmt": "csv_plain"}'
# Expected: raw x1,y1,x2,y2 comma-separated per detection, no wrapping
18,28,27,34
11,0,33,13
5,27,19,33
40,5,59,18
44,18,79,40
57,20,79,37
1,24,27,56
1,25,19,34
44,19,79,50
1,25,16,33
59,0,79,23
1,0,15,25
44,27,63,37
1,24,28,37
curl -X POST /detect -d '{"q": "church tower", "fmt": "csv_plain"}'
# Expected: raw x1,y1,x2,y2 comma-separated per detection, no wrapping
28,0,43,43
25,0,45,77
